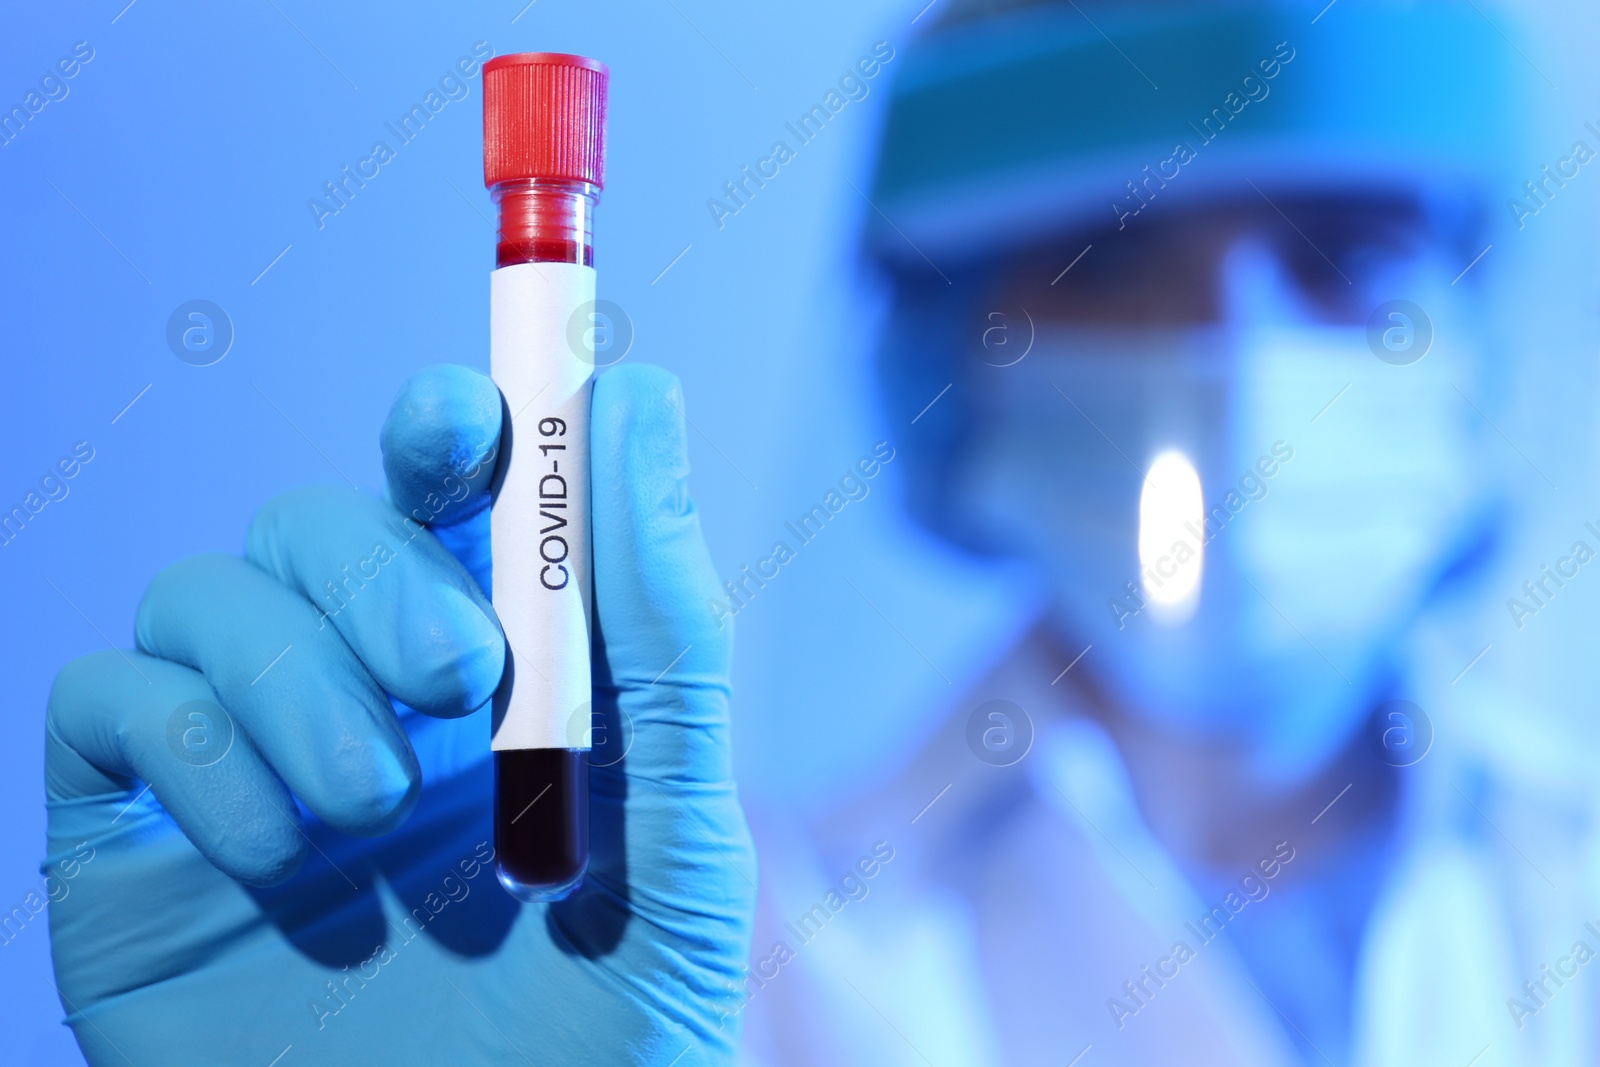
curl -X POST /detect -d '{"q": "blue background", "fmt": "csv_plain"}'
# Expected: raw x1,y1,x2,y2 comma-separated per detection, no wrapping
0,3,1029,1060
3,1,1600,1063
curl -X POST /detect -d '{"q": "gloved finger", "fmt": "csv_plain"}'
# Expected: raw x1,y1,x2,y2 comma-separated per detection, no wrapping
45,650,307,886
134,553,420,836
381,362,502,527
245,485,504,718
380,364,502,591
590,364,735,786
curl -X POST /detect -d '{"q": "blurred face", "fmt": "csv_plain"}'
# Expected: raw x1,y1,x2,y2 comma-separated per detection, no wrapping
954,192,1490,780
1000,194,1434,328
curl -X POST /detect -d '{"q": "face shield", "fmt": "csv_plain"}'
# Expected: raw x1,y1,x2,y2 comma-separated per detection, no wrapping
869,2,1521,781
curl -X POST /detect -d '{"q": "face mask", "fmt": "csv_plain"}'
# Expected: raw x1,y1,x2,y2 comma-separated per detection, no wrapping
957,247,1488,781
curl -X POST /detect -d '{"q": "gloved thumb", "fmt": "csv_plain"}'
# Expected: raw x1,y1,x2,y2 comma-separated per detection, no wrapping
589,363,735,785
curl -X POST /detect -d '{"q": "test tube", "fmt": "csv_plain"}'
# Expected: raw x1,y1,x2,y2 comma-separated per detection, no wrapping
482,52,607,902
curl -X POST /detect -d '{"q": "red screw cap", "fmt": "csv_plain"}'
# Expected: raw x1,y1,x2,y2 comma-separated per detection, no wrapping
483,52,608,190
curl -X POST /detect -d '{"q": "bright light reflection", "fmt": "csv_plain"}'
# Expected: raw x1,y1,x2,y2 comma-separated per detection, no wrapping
1139,450,1203,619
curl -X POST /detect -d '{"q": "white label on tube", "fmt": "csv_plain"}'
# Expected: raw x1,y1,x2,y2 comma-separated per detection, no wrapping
489,261,594,752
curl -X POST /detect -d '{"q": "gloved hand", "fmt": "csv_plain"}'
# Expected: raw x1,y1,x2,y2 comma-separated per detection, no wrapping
44,363,755,1065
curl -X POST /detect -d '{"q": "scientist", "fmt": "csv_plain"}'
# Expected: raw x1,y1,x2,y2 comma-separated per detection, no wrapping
734,2,1595,1066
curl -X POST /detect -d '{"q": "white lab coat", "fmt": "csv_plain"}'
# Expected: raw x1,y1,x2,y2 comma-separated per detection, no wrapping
734,625,1600,1066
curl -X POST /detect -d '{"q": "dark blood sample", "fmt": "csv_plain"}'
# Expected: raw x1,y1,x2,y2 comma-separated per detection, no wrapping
494,748,587,897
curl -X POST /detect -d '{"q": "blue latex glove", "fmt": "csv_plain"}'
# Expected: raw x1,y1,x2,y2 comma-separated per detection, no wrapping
44,364,755,1065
